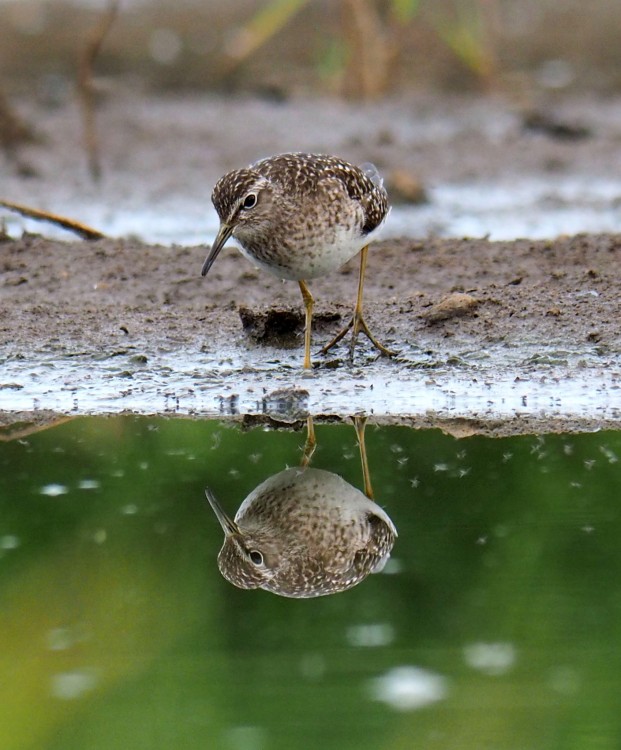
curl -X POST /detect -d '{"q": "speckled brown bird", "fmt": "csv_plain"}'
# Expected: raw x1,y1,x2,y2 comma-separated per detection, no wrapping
200,152,395,368
205,467,397,598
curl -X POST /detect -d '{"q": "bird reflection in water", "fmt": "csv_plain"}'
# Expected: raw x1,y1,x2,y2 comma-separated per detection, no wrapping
205,417,397,598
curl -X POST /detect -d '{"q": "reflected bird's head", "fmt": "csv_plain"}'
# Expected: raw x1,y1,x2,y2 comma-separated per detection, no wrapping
205,486,279,591
205,468,397,598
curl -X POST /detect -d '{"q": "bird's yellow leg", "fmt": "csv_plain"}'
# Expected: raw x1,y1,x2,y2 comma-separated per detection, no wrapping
298,280,314,370
353,415,374,499
321,245,397,361
300,415,316,468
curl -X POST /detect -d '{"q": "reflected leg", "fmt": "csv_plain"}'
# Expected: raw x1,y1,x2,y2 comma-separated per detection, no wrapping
353,415,374,499
301,415,316,468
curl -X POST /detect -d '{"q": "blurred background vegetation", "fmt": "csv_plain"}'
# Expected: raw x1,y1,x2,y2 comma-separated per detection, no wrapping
2,0,619,180
1,0,621,102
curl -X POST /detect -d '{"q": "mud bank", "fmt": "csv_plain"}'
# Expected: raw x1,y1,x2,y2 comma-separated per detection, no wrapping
1,232,619,435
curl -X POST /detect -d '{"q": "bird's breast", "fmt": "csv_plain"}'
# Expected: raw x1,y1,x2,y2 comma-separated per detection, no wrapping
236,223,370,281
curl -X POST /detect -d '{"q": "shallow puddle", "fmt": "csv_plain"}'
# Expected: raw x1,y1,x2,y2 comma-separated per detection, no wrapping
5,174,621,246
3,343,620,430
2,416,621,748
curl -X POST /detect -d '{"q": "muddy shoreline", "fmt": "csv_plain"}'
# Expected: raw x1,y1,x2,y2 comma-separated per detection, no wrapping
2,91,621,435
1,231,620,436
2,232,620,354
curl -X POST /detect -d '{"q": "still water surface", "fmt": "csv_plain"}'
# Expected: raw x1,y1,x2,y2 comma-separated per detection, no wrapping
1,416,621,749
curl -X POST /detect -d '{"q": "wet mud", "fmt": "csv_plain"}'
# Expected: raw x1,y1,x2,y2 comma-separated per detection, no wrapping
2,231,620,354
1,231,619,435
2,90,621,434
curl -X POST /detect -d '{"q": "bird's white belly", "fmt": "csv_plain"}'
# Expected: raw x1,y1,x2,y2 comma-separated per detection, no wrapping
235,217,387,281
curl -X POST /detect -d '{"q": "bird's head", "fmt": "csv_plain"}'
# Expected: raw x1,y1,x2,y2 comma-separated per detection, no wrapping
201,168,275,276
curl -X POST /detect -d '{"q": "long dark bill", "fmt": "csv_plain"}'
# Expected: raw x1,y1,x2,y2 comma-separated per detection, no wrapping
204,488,240,536
201,223,233,276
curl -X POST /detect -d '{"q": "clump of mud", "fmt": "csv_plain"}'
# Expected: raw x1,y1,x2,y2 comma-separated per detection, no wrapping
238,305,342,346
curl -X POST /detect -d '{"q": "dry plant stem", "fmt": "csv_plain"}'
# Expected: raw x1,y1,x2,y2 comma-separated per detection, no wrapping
428,0,500,90
341,0,392,99
0,89,37,153
477,0,501,90
222,0,311,73
298,279,314,370
0,416,75,442
321,245,397,360
0,199,105,240
353,416,374,499
77,0,119,181
300,415,317,468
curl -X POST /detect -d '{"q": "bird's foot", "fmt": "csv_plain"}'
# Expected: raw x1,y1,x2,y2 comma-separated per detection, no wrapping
321,312,397,362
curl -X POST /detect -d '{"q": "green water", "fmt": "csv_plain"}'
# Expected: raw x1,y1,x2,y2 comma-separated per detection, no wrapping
1,416,621,750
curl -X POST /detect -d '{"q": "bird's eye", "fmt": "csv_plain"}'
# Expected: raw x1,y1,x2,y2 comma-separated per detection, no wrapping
249,550,263,566
242,193,257,210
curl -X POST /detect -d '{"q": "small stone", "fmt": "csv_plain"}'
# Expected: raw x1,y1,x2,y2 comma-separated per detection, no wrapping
424,293,478,323
386,169,428,205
